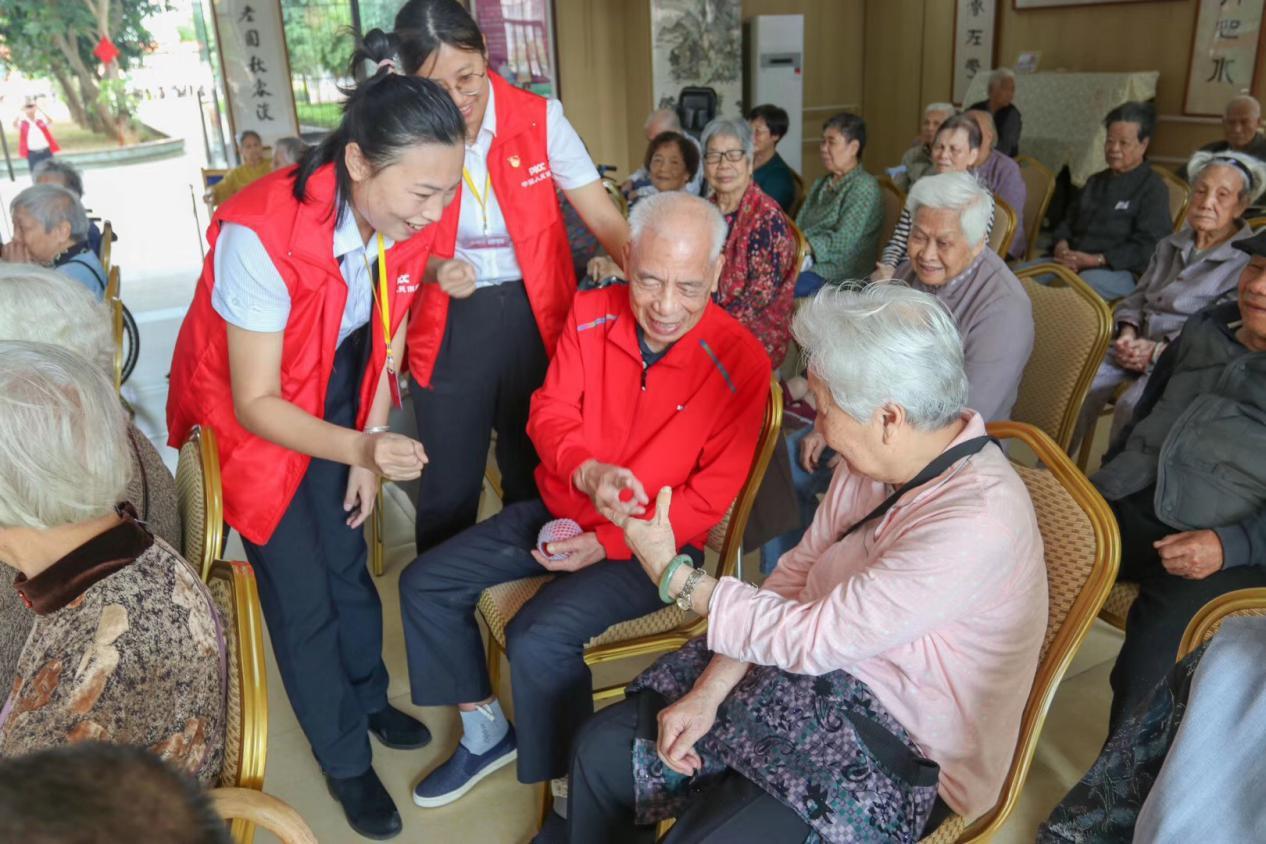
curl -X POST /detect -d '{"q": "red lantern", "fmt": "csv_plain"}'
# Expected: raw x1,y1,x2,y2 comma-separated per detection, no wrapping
93,36,119,66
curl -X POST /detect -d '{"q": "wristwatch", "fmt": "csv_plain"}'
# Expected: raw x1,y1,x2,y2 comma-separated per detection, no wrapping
675,566,707,612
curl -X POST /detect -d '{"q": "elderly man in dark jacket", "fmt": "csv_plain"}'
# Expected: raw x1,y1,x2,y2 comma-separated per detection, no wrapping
1095,227,1266,728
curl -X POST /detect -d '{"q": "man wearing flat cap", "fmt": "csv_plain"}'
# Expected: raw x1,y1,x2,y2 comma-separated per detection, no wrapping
1094,228,1266,729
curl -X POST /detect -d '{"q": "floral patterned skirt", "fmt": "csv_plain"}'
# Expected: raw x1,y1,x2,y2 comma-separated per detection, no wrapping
627,638,940,844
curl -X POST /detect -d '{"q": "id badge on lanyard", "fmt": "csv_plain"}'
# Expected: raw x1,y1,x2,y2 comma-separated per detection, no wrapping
462,166,511,251
370,234,403,409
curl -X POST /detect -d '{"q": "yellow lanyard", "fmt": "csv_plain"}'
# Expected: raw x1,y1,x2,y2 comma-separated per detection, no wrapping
363,234,395,375
462,166,492,233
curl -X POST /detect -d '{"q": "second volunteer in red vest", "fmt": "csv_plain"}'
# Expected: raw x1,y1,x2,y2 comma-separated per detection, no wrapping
166,35,464,841
394,0,631,554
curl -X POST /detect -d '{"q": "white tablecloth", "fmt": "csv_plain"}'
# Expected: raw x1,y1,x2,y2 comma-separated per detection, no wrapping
964,71,1159,186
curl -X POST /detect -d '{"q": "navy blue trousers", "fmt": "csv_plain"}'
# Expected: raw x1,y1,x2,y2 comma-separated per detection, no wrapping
399,498,699,783
241,325,390,778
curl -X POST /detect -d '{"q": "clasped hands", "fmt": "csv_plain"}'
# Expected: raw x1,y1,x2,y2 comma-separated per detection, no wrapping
1111,326,1160,374
1053,240,1105,272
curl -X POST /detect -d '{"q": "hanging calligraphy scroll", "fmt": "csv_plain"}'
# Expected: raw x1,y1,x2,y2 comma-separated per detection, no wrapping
953,0,998,105
1185,0,1266,116
211,0,299,155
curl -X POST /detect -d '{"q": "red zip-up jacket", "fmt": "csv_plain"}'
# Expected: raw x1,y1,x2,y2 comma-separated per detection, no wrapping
528,285,769,559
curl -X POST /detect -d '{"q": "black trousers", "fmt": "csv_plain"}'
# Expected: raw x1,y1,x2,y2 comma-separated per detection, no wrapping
409,280,548,555
241,326,390,778
399,499,697,783
1108,488,1266,728
25,148,52,173
566,695,811,844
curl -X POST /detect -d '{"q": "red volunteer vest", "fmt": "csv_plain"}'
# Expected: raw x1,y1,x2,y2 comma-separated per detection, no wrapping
18,119,58,158
167,164,434,544
407,72,578,387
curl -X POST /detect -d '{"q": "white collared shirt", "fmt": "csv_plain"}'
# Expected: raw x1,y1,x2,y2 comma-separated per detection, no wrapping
211,202,394,347
458,84,599,287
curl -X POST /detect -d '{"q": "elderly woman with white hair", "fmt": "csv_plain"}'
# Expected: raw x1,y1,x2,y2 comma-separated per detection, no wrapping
557,284,1048,844
0,263,181,688
2,184,105,300
968,67,1021,157
767,172,1032,574
699,116,797,363
0,341,224,783
1074,149,1266,450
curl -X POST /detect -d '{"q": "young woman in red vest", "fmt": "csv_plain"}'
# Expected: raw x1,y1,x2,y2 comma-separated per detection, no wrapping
392,0,630,554
166,33,465,840
13,102,59,174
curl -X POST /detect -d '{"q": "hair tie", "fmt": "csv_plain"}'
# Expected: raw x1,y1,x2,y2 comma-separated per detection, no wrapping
361,55,400,80
1212,154,1256,190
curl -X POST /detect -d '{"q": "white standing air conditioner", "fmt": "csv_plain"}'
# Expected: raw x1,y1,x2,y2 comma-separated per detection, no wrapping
746,15,804,174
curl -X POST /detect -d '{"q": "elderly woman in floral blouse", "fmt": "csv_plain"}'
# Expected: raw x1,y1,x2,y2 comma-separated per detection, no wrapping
0,341,225,784
794,112,883,297
558,284,1048,844
700,117,797,364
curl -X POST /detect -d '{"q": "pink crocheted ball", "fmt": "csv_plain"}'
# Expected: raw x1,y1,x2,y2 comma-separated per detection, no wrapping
537,518,583,561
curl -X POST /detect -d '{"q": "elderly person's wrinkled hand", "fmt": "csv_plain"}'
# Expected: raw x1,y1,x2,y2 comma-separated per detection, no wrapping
359,431,427,481
1155,529,1224,579
800,430,829,472
1117,337,1157,373
531,531,606,572
587,255,623,282
1,237,30,264
624,486,677,583
657,686,718,776
575,459,648,525
435,258,478,299
871,262,896,281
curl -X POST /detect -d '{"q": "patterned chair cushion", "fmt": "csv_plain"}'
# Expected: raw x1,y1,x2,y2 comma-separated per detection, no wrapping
1101,581,1140,630
919,813,967,844
207,572,242,789
478,575,698,650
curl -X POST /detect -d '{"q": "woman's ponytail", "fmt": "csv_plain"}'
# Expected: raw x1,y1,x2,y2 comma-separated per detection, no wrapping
292,28,465,215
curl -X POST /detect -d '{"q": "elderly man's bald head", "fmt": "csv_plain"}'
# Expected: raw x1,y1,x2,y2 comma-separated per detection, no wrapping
623,192,727,351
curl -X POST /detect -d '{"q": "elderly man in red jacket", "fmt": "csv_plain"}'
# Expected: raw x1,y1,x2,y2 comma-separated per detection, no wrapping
399,190,769,813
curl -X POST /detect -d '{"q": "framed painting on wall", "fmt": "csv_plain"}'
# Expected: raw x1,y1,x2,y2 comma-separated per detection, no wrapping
649,0,742,118
953,0,998,104
1184,0,1265,116
472,0,560,99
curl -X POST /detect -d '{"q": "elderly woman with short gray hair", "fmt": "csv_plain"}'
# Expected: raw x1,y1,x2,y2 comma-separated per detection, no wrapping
0,341,224,783
0,264,182,694
700,116,796,363
559,283,1048,844
3,184,105,300
1074,149,1266,450
795,111,884,296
